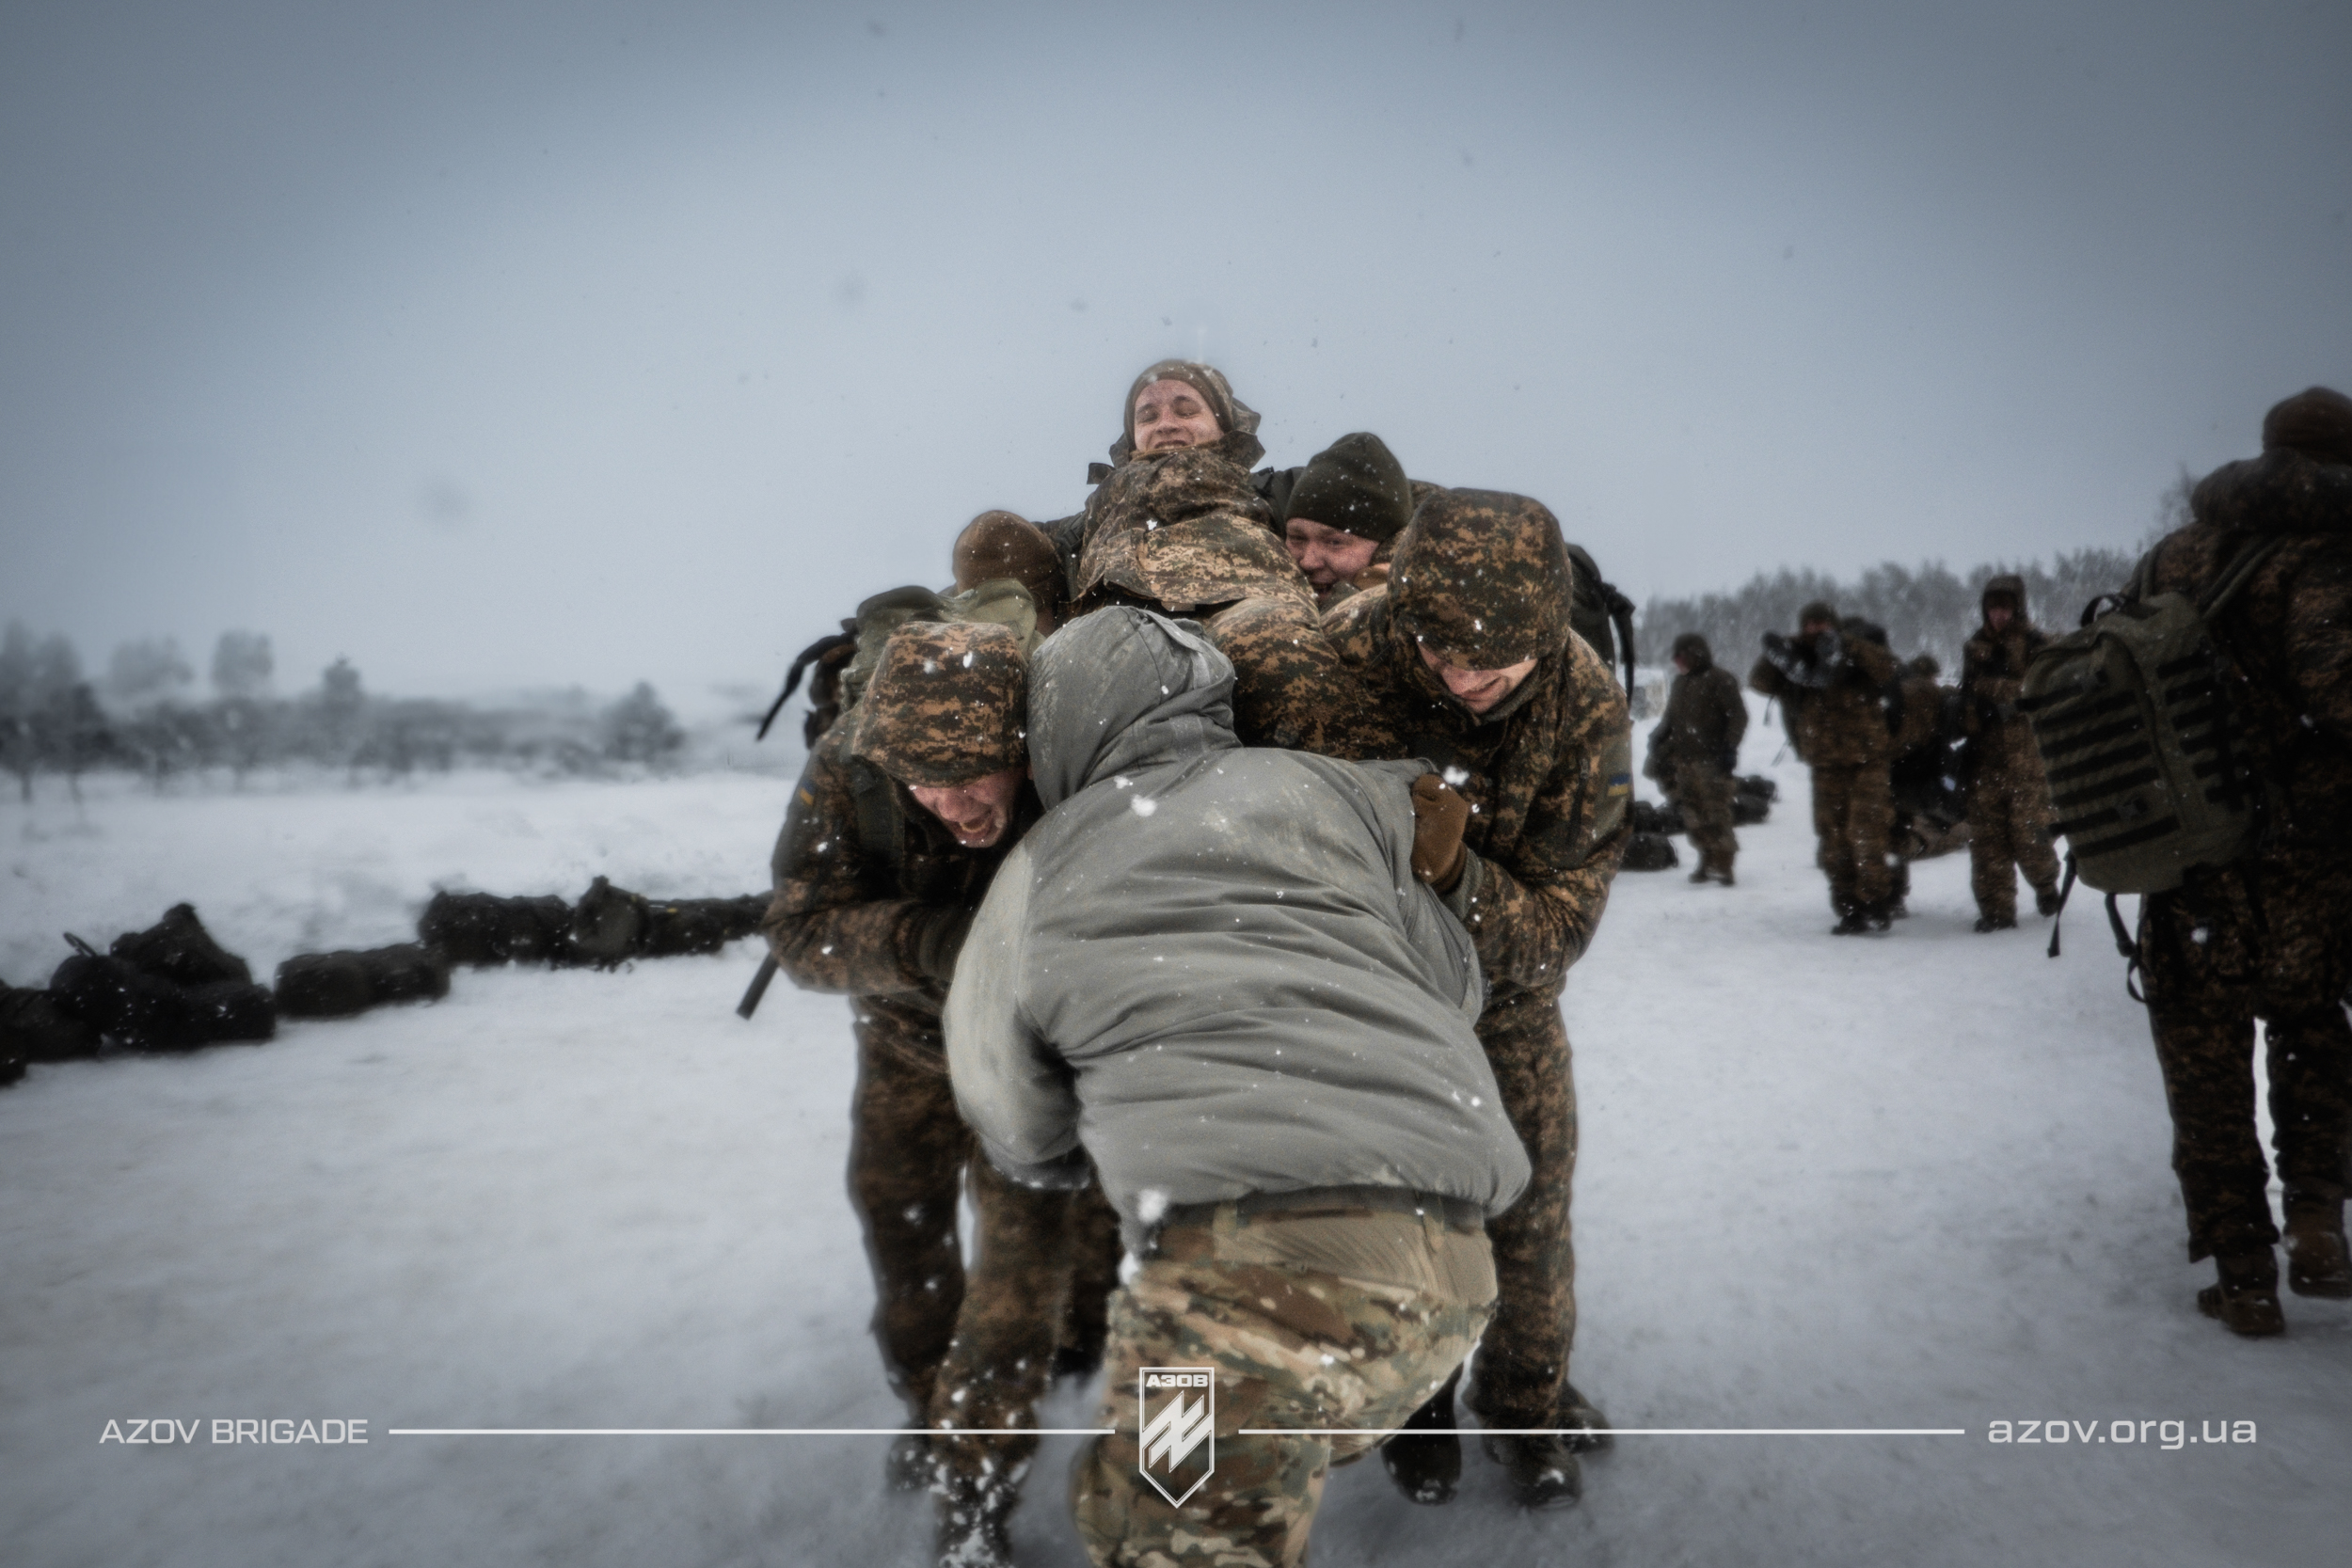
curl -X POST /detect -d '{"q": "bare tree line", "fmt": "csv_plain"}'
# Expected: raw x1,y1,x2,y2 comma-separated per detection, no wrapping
0,626,687,800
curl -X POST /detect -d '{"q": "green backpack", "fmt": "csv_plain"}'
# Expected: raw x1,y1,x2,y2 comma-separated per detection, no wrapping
2019,538,2282,911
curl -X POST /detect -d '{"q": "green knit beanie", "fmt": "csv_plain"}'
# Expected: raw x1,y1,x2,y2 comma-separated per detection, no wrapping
1284,432,1413,545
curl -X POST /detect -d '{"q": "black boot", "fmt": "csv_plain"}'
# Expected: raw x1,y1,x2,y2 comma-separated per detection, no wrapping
1481,1433,1582,1510
2284,1196,2352,1300
1380,1367,1462,1505
2034,882,2063,918
2196,1247,2285,1337
1555,1382,1613,1454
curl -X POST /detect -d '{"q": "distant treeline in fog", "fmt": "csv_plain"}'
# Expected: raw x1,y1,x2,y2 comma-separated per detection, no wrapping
0,625,690,800
1633,547,2139,675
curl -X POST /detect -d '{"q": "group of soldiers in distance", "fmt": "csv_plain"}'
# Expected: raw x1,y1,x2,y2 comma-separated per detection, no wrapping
1653,569,2061,935
757,362,2352,1568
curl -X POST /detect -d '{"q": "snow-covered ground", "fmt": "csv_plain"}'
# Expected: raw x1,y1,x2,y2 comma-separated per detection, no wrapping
5,707,2347,1568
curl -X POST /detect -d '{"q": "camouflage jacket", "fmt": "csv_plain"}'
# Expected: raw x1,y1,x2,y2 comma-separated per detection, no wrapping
1658,660,1747,768
1325,589,1632,1003
1960,621,2050,777
1074,447,1317,616
1748,631,1901,768
2147,447,2352,852
762,724,1040,1031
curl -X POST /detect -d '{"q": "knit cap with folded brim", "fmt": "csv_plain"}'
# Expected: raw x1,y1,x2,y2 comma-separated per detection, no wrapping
849,621,1028,787
1286,432,1413,545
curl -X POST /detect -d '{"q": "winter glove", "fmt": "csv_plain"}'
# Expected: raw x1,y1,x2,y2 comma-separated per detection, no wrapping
1409,774,1472,893
1718,749,1740,776
903,905,977,986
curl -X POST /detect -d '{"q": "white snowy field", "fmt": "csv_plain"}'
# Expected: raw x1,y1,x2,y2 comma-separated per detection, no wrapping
4,712,2348,1568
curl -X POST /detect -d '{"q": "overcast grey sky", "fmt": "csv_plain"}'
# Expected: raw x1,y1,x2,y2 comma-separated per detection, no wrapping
4,0,2346,711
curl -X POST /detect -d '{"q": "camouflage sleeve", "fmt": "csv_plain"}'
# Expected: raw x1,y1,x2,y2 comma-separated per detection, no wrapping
1443,649,1633,990
1717,671,1750,753
761,730,929,996
2285,541,2352,741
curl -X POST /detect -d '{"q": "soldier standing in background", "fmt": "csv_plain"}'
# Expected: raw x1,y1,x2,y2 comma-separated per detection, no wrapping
762,621,1106,1565
1656,632,1748,885
2132,388,2352,1336
1960,576,2062,931
1326,489,1632,1509
1749,602,1904,933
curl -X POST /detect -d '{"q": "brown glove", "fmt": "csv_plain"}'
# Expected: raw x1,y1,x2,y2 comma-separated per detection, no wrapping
1409,774,1471,893
903,905,977,986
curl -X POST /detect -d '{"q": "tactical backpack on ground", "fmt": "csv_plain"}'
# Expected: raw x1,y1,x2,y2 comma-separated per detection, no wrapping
418,891,576,967
275,944,451,1019
568,876,765,968
2021,539,2282,895
51,935,277,1052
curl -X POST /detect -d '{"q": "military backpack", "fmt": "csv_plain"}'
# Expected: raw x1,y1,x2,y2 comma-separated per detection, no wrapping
2018,537,2282,900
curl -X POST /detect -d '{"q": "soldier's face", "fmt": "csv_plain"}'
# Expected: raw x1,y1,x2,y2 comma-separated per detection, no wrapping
1987,604,2014,631
1417,644,1540,714
1283,517,1380,589
1132,379,1222,452
1801,619,1832,639
907,768,1025,848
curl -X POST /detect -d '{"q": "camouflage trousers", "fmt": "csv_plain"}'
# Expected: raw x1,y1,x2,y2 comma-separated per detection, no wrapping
1461,990,1580,1431
1809,763,1894,914
2137,859,2352,1260
1673,758,1739,875
846,1005,1120,1475
1966,763,2058,922
1073,1203,1494,1567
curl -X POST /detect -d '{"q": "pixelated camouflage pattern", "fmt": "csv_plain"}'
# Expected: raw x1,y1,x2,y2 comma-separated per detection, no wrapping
1386,490,1574,670
1747,626,1902,768
1674,758,1739,877
1075,448,1313,617
1962,601,2058,918
1195,595,1383,757
2133,436,2352,1262
1072,1212,1491,1568
1658,657,1747,770
1458,992,1582,1431
763,724,1037,1022
2140,863,2352,1259
1325,585,1632,999
1892,669,1946,755
1810,764,1895,915
847,620,1029,789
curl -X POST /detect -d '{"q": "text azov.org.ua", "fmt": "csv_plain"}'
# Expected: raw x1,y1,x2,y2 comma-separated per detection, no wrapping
1987,1419,2254,1450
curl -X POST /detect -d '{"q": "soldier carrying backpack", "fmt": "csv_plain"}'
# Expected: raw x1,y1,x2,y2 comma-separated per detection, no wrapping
2029,387,2352,1336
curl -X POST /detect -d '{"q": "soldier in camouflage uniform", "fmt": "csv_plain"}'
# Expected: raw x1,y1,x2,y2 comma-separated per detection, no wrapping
761,620,1112,1563
1322,490,1633,1509
1264,432,1415,611
1960,576,2061,931
945,607,1528,1568
1656,632,1748,884
1038,361,1382,756
2133,387,2352,1336
1749,601,1904,933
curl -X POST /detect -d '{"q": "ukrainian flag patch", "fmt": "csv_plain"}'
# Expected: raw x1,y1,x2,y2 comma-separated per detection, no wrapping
1606,772,1632,798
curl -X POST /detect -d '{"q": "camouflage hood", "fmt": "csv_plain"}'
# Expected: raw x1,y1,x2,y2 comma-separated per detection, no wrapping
848,620,1029,788
1388,488,1574,672
1670,632,1714,673
1027,608,1239,811
1980,573,2026,625
1107,359,1265,470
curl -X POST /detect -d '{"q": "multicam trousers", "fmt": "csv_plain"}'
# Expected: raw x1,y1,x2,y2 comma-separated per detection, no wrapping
1966,762,2058,923
1673,758,1739,876
1073,1201,1494,1568
1809,763,1894,914
2137,859,2352,1261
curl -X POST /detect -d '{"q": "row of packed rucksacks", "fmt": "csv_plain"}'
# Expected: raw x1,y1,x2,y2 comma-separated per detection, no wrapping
1,882,768,1085
1617,776,1779,871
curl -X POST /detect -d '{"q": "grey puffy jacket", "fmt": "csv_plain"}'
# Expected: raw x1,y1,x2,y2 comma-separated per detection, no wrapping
944,608,1530,1230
